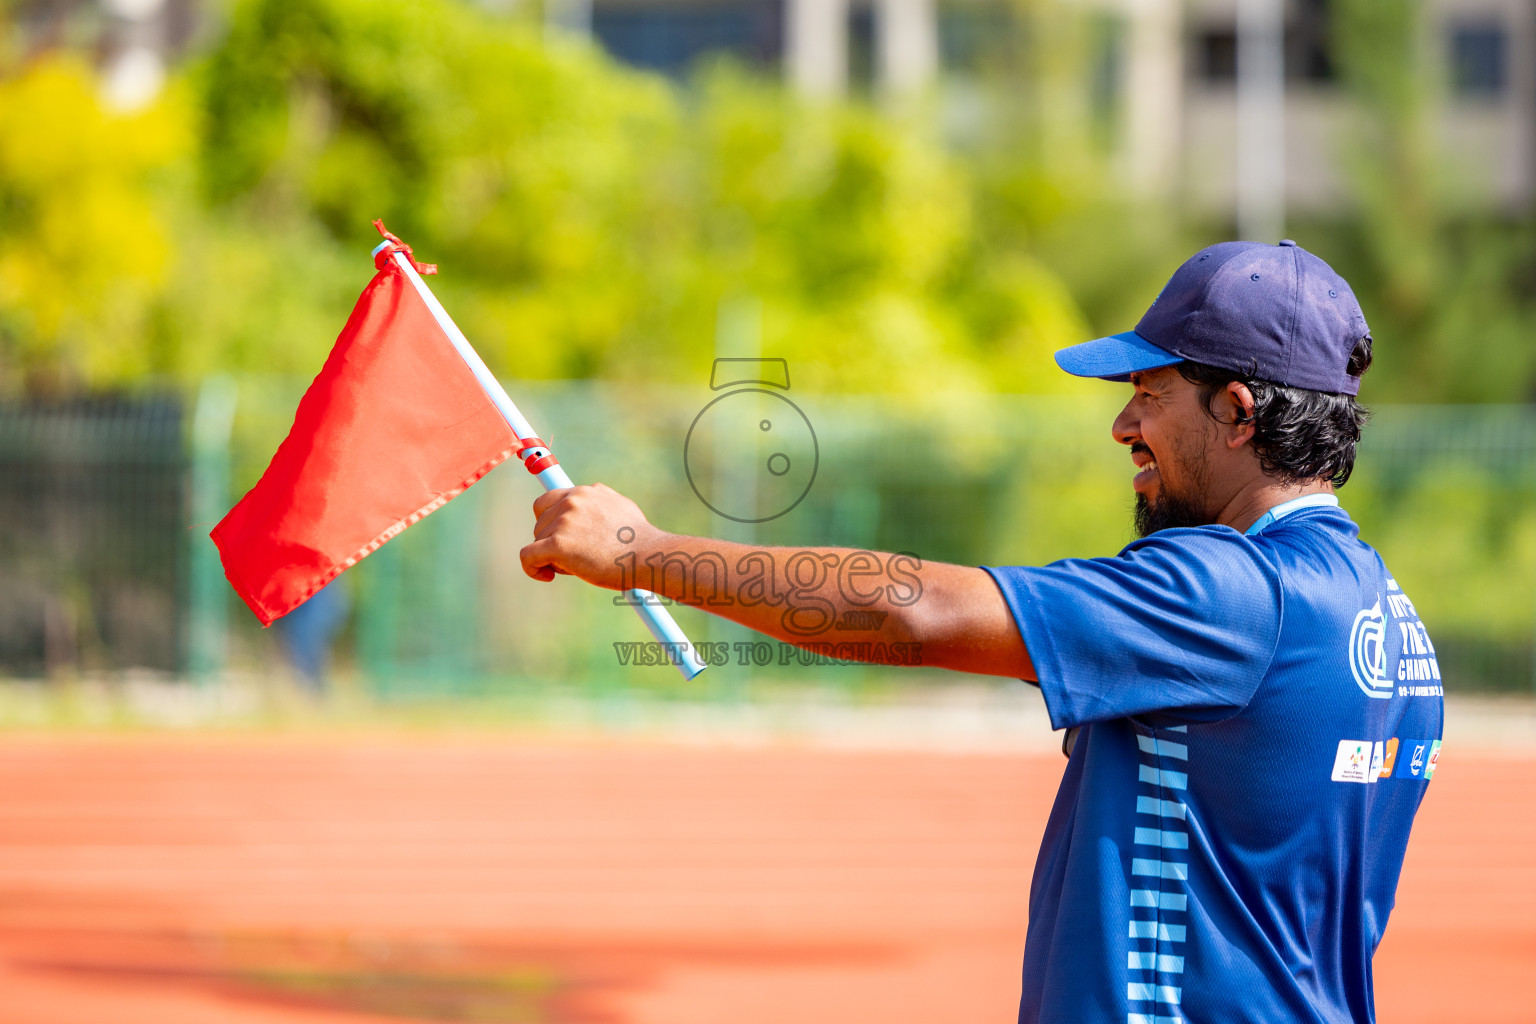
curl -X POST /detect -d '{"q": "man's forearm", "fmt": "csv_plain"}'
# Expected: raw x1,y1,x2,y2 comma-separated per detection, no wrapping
620,532,918,643
519,484,1033,679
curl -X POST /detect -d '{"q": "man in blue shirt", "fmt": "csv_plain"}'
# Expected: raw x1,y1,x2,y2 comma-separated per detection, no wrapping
520,240,1442,1023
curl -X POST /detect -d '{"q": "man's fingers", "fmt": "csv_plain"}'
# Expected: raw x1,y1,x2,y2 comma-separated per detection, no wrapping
520,538,566,581
532,500,569,540
523,483,640,592
531,488,573,519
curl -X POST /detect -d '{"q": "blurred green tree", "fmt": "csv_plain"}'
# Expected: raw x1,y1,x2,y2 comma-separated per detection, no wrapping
10,0,1534,403
189,0,1090,395
0,57,188,393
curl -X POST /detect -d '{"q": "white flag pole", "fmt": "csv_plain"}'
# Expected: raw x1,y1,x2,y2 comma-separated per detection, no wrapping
374,240,708,681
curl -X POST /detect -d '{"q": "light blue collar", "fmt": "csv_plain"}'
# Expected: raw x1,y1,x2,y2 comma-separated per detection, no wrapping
1244,493,1340,536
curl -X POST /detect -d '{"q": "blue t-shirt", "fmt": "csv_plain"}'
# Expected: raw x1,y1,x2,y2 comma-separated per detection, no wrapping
984,503,1443,1024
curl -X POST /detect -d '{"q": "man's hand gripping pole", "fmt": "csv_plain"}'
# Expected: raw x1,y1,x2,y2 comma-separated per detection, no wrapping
371,229,708,680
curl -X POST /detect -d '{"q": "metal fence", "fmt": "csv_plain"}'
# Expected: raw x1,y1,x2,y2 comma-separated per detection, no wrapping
0,396,186,676
2,381,1533,695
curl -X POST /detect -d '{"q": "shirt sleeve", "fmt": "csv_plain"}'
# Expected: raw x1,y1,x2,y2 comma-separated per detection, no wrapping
983,526,1283,731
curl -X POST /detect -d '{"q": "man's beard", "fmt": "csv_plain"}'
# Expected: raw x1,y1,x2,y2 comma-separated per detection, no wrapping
1132,440,1218,538
1134,490,1215,538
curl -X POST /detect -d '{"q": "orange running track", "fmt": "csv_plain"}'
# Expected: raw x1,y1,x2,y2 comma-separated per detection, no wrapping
0,736,1528,1023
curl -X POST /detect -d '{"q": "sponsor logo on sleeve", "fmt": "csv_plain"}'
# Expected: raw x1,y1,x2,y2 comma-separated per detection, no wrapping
1350,600,1393,700
1392,740,1433,780
1331,740,1375,783
1378,738,1399,778
1423,740,1441,780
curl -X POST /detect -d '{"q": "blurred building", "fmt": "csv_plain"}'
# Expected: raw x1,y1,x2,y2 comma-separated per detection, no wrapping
578,0,937,96
583,0,1535,215
1178,0,1535,215
10,0,201,109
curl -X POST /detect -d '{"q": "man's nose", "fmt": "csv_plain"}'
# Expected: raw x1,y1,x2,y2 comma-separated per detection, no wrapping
1112,402,1138,447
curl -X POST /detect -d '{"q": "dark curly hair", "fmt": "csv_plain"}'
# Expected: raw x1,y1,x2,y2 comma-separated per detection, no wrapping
1177,337,1373,487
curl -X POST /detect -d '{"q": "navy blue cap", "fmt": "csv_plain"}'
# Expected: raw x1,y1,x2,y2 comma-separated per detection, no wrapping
1055,240,1371,396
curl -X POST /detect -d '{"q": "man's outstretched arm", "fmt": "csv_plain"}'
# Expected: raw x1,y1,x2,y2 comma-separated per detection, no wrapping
518,484,1035,680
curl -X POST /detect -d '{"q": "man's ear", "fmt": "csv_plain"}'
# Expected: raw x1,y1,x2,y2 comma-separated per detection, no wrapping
1218,382,1257,449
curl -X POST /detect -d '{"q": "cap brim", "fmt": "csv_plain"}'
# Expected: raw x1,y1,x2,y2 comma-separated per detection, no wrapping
1054,331,1181,382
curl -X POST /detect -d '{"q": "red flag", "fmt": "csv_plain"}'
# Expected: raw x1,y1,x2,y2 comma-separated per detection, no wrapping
212,251,515,625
